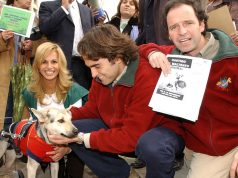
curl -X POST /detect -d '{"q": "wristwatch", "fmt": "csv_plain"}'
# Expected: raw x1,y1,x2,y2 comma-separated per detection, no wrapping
77,132,84,144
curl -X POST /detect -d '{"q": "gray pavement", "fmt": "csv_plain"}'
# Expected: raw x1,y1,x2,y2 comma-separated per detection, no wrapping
0,148,192,178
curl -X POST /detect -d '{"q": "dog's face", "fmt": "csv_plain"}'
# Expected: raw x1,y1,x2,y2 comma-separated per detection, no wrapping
31,108,78,138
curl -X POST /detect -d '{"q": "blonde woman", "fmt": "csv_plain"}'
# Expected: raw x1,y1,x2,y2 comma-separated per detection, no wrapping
22,42,88,178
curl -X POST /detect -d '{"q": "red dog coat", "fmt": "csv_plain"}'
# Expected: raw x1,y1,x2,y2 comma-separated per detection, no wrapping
13,120,54,163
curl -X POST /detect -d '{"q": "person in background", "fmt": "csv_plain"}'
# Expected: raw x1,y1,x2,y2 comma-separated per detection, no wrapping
82,0,108,25
39,0,94,90
47,24,185,178
136,0,171,45
0,30,14,130
82,0,90,7
139,0,238,177
108,0,139,41
0,0,46,176
206,0,238,43
22,42,88,178
29,0,43,41
0,0,42,131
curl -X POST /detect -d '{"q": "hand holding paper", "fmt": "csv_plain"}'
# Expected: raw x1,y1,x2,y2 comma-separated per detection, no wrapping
1,30,14,41
148,51,171,76
149,55,212,122
0,5,35,37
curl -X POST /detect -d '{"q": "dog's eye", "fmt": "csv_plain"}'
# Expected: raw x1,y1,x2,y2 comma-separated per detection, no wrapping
58,119,65,123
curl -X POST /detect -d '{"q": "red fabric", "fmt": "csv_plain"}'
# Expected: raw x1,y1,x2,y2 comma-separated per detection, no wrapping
14,120,54,162
139,43,175,57
139,43,238,156
70,58,183,153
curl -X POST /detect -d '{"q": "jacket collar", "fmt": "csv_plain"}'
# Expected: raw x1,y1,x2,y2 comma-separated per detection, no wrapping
96,58,139,87
210,29,238,61
116,57,139,87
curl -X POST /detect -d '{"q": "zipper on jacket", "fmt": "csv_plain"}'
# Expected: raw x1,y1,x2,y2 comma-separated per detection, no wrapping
206,107,218,155
110,87,115,126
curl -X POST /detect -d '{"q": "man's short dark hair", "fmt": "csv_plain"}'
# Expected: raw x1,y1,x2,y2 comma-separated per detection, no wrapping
162,0,208,36
78,24,138,65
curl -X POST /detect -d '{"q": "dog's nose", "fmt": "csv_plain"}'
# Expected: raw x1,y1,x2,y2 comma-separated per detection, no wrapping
73,128,79,136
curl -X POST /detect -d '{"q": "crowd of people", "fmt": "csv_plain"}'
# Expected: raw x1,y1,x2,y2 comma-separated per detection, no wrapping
0,0,238,178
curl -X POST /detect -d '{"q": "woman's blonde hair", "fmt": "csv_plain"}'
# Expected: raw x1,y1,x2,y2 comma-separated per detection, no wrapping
28,42,73,105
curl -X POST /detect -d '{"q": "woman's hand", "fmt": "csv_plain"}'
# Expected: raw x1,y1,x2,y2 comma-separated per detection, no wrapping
46,146,71,162
1,30,14,41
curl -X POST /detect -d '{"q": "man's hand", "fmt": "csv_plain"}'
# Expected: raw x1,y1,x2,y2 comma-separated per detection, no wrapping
148,51,171,76
92,8,106,25
46,146,71,162
97,16,106,25
48,133,82,145
230,151,238,178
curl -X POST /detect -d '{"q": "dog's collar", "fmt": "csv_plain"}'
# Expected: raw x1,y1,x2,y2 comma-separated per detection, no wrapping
35,122,50,144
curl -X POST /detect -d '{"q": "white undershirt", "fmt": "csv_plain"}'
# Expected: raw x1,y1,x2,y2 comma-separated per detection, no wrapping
61,0,84,56
37,93,82,110
120,18,129,32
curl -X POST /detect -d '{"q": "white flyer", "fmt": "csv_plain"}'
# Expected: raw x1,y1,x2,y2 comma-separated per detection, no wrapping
149,54,212,122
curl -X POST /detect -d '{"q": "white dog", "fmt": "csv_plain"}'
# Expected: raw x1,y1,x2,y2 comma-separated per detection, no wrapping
0,108,78,178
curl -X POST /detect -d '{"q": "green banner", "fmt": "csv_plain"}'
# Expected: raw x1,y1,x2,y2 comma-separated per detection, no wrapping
0,5,34,37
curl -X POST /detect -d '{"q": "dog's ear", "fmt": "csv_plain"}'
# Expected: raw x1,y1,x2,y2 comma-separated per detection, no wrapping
31,108,47,123
61,109,72,119
65,108,72,116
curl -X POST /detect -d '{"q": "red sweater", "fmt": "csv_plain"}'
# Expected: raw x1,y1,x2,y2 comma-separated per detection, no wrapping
71,58,183,153
139,30,238,156
14,120,54,163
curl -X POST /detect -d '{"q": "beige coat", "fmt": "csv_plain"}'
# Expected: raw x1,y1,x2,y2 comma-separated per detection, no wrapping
0,35,14,129
0,34,46,129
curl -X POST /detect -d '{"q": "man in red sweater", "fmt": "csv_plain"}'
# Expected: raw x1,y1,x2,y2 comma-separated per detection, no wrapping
139,0,238,178
47,24,184,178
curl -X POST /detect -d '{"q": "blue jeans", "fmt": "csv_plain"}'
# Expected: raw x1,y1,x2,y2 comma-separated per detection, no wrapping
135,127,185,178
4,83,13,130
69,119,130,178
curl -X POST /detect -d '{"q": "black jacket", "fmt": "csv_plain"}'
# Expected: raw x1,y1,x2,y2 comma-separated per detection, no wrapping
108,16,138,37
136,0,172,45
39,1,94,69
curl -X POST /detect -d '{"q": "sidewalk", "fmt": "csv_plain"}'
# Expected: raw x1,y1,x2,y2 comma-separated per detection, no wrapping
0,148,192,178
